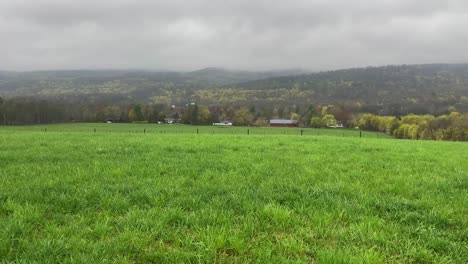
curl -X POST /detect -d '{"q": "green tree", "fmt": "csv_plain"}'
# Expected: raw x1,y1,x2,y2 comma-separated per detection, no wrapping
253,117,269,126
321,106,329,117
147,105,161,123
301,105,319,126
182,103,199,125
128,105,144,122
310,117,322,128
290,112,300,121
358,113,377,130
233,107,254,126
198,106,211,124
420,128,433,140
322,114,337,127
386,117,400,134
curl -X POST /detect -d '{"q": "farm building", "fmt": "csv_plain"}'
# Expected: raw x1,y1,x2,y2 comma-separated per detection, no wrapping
213,121,233,126
163,118,181,124
328,122,344,128
269,119,298,127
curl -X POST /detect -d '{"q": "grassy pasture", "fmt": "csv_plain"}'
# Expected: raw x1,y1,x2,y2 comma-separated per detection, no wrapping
0,123,391,138
0,126,466,263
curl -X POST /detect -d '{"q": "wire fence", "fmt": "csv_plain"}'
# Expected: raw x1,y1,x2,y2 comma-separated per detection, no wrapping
0,124,392,139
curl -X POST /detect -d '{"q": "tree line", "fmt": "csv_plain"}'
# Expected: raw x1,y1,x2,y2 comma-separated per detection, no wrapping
0,96,466,141
357,112,468,141
0,96,344,126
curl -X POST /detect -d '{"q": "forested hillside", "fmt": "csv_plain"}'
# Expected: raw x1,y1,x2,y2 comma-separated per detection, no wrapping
0,68,304,104
1,64,467,116
221,64,468,115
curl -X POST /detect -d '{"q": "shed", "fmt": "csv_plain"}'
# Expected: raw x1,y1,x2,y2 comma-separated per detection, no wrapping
213,121,233,126
164,118,180,124
269,119,298,127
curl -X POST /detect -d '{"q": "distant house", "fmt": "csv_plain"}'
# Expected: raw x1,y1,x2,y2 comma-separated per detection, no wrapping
328,122,344,128
164,118,180,124
213,121,232,126
270,119,298,127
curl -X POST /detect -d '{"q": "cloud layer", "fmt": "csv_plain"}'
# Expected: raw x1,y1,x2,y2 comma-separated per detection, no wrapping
1,0,468,71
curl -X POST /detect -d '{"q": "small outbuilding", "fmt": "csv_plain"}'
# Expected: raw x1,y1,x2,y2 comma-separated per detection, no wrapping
213,121,232,126
269,119,298,127
164,118,181,124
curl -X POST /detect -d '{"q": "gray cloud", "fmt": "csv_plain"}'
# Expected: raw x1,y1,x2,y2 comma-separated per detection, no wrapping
1,0,468,71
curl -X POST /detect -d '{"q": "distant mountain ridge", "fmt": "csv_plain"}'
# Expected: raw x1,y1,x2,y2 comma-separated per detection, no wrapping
230,63,468,89
219,63,468,108
0,67,306,97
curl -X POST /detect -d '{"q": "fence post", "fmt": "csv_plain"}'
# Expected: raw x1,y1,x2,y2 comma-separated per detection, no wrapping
197,128,199,134
144,129,146,134
301,129,303,136
94,128,96,133
247,129,250,135
360,130,362,138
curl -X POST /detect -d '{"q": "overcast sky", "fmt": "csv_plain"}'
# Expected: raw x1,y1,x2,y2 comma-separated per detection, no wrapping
1,0,468,71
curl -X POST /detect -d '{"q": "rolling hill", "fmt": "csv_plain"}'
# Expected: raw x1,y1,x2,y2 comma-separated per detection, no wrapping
0,64,467,115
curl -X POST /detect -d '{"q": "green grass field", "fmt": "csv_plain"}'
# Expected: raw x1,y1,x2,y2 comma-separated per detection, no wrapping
0,125,466,263
0,123,391,138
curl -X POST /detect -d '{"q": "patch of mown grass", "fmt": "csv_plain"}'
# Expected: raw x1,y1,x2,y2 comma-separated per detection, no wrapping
0,130,466,263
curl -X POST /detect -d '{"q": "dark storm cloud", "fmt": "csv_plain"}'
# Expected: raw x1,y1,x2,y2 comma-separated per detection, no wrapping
1,0,468,71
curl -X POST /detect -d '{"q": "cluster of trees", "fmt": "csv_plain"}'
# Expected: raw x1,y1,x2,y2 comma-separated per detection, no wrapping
0,96,156,125
0,97,68,125
0,96,260,126
358,112,468,141
1,95,466,141
0,95,342,127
